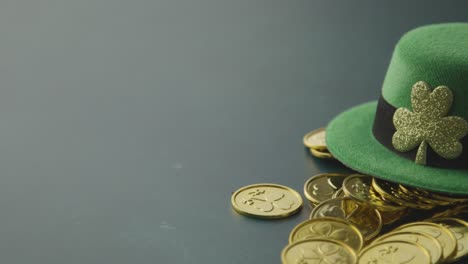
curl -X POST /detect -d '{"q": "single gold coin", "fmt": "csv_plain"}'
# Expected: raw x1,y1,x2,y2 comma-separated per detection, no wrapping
303,128,327,151
372,178,435,210
372,231,442,264
342,174,405,211
359,240,430,264
309,148,334,159
426,218,468,262
303,173,348,204
394,222,457,261
288,217,364,252
281,238,357,264
231,183,302,219
332,188,345,199
310,197,382,241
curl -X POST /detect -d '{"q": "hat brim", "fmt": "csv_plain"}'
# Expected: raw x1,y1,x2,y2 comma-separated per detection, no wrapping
326,101,468,195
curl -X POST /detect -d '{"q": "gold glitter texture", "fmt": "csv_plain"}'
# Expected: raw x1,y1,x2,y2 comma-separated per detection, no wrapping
392,81,468,165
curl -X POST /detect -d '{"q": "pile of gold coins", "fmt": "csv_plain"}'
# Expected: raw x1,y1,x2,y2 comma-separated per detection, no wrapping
230,128,468,263
296,172,468,264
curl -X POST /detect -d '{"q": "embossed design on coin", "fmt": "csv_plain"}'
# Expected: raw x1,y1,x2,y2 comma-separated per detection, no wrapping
231,183,302,219
298,244,341,263
358,241,430,264
377,245,415,263
241,188,293,212
289,217,364,251
351,182,367,196
281,239,357,264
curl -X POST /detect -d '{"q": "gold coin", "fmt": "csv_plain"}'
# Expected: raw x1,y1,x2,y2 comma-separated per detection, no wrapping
231,183,302,219
309,148,334,159
359,240,430,264
399,184,451,206
432,203,468,219
394,222,457,261
303,128,327,151
426,218,468,262
427,191,468,204
327,174,347,189
308,201,317,210
376,208,408,225
288,217,364,252
372,178,435,210
405,186,468,204
281,238,357,264
342,174,405,211
332,188,345,199
303,173,348,204
372,231,442,264
310,197,382,241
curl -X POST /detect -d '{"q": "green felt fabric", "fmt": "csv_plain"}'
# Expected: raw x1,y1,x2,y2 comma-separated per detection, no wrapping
382,23,468,120
326,101,468,195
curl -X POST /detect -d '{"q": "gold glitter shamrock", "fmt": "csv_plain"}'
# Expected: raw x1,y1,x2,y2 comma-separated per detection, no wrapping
392,81,468,165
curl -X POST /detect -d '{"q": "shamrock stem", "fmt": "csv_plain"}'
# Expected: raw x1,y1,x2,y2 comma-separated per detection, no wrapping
415,140,427,165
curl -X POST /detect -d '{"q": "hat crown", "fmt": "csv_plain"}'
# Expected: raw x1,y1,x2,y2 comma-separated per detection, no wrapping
382,23,468,120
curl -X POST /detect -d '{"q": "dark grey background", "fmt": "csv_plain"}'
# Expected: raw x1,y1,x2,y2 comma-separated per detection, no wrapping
0,0,466,263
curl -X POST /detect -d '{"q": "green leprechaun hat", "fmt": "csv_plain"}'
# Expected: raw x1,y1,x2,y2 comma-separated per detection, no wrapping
326,23,468,195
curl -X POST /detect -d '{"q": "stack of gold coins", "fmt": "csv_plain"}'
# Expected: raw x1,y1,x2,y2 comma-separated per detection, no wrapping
282,227,359,264
303,128,335,159
361,218,468,263
433,203,468,219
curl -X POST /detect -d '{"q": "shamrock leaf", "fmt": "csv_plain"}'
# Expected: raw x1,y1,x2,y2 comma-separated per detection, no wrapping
297,244,346,264
306,223,350,242
268,192,295,210
242,189,294,212
392,81,468,165
311,222,333,237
